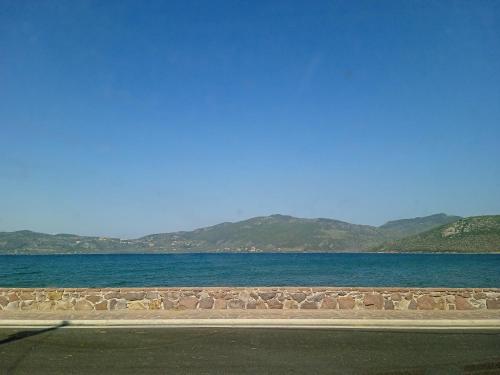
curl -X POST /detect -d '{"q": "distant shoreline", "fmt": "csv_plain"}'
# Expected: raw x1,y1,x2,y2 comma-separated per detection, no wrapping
1,251,500,256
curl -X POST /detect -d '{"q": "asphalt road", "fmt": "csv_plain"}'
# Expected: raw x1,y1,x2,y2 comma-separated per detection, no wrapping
1,327,500,374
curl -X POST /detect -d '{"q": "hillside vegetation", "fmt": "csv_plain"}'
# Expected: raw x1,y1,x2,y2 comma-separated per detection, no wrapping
1,213,486,254
378,215,500,252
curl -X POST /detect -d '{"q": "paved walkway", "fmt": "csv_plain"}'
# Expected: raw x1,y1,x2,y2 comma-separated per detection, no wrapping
1,309,499,329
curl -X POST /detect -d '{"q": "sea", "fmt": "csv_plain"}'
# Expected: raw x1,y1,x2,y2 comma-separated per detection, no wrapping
0,253,499,288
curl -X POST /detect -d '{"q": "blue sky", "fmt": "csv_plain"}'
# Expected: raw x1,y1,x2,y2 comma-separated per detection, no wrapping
1,0,499,238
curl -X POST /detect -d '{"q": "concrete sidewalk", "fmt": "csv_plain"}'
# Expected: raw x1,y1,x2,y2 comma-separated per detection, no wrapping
1,309,499,329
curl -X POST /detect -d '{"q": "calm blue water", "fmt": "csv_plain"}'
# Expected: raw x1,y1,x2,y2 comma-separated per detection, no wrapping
1,253,499,288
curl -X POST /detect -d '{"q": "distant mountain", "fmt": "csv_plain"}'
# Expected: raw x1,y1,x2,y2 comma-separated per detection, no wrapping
139,214,386,252
3,213,495,255
378,216,500,253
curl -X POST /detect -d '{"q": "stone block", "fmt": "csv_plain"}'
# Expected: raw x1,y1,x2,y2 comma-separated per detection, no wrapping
122,292,145,301
178,296,198,309
486,299,500,309
86,295,102,304
284,300,299,309
93,301,107,310
301,301,318,309
163,299,175,310
213,299,227,309
75,300,93,311
338,296,355,309
363,293,383,309
0,296,8,307
267,298,283,309
127,301,146,310
417,295,436,310
259,292,277,301
228,299,245,309
109,299,127,310
384,300,394,310
199,297,214,309
321,297,337,309
455,296,474,310
291,293,307,303
145,291,160,300
47,291,63,301
37,301,54,311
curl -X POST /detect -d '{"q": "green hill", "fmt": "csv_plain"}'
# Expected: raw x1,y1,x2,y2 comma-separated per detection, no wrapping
378,215,500,253
1,213,486,254
378,213,461,238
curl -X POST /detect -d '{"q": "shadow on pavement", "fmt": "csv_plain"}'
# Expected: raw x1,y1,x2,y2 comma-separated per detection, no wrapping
0,320,69,346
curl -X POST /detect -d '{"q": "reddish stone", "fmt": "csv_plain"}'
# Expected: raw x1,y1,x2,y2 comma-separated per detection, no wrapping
486,299,500,309
177,296,198,309
338,296,355,309
363,293,383,309
417,296,436,310
455,296,474,310
321,297,337,309
199,297,214,309
122,292,145,301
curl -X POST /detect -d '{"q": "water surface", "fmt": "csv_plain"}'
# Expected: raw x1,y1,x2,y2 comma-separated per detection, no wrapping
1,253,499,288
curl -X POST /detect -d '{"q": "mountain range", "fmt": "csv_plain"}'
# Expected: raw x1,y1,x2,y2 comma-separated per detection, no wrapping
4,212,498,254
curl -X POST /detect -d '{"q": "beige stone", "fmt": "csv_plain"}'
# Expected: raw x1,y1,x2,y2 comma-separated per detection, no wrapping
94,301,108,310
213,299,227,309
127,301,147,310
148,299,162,310
37,301,54,311
283,300,299,309
75,300,93,311
86,295,102,304
47,291,63,301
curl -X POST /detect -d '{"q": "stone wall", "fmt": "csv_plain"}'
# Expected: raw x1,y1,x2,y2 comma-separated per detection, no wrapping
1,287,499,312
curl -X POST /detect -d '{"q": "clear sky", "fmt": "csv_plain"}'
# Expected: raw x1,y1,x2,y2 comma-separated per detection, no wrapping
1,0,499,238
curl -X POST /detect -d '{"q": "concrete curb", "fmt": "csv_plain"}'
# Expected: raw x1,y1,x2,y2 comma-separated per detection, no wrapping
1,318,500,330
